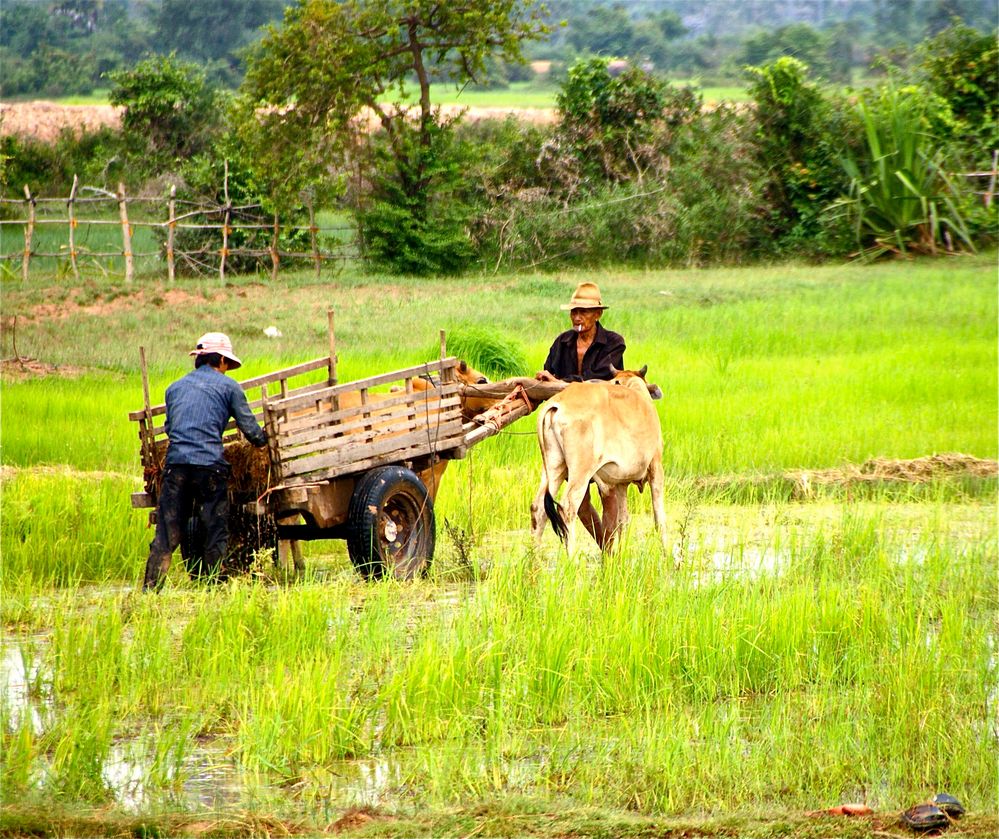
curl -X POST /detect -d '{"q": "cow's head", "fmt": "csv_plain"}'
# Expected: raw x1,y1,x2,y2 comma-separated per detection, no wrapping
457,360,489,386
610,365,663,400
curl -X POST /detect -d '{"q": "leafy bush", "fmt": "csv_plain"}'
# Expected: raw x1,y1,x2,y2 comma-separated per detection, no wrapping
917,22,999,155
745,56,856,256
555,57,671,183
0,127,123,198
162,141,314,277
468,87,763,270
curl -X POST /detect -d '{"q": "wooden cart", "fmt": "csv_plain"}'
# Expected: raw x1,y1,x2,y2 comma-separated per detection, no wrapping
129,325,555,580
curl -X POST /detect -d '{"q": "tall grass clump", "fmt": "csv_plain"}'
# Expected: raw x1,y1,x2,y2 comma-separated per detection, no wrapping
835,85,975,258
3,470,148,588
1,378,140,471
431,325,529,378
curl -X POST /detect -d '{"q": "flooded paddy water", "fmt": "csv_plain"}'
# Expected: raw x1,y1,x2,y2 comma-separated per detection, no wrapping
2,500,997,830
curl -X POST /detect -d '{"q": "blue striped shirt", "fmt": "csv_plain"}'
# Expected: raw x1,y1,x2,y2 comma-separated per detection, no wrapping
164,365,267,467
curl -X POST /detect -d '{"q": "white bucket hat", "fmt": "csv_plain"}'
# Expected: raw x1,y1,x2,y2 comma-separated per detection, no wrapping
190,332,242,368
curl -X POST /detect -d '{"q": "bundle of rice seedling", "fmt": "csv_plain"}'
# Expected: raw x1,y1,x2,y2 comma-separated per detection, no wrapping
143,438,273,499
432,326,529,379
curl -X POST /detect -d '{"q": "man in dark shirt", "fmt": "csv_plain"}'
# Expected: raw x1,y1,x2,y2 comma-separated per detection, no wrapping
536,281,625,383
142,332,268,592
534,282,626,547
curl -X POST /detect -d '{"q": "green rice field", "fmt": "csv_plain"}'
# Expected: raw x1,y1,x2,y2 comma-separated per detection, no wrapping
1,254,996,837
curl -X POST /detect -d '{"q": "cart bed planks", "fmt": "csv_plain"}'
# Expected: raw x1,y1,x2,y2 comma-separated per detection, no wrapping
130,356,470,507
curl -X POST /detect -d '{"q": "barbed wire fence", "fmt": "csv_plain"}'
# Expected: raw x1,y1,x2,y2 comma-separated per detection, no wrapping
1,164,358,283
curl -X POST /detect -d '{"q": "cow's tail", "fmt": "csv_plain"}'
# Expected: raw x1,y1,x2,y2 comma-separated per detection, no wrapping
544,490,568,543
537,403,568,544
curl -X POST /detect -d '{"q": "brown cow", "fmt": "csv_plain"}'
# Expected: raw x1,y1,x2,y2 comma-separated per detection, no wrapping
408,360,488,420
530,366,667,556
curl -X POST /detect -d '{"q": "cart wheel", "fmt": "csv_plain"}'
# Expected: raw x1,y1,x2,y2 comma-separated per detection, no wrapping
347,466,435,580
180,505,221,580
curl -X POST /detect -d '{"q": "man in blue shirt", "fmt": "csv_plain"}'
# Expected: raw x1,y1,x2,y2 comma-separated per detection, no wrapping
142,332,268,592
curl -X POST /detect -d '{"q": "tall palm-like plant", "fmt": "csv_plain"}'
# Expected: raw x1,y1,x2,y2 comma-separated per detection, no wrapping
835,86,974,258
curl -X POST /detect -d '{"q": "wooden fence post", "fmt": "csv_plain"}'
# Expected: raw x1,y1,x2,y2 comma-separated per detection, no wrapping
220,160,230,285
307,193,320,280
166,184,176,283
67,174,80,281
439,329,451,381
270,211,280,281
22,185,34,283
986,150,997,209
118,182,134,283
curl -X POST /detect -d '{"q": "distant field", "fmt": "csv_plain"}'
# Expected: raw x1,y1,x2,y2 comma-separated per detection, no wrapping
35,78,753,112
47,88,113,105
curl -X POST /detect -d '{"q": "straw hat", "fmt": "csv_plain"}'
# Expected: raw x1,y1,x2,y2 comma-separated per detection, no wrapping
561,281,608,310
190,332,242,368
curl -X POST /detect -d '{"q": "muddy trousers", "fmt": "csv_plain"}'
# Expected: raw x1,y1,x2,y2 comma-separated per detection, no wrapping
143,463,229,591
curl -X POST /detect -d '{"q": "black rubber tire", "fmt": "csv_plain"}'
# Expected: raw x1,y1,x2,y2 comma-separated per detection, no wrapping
346,466,435,580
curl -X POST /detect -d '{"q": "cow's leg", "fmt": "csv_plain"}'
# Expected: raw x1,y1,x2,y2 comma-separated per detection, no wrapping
599,485,629,552
561,480,592,558
534,407,568,548
648,459,669,554
577,487,604,547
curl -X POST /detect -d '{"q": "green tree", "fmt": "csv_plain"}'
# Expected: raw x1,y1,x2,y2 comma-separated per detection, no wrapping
565,4,634,56
631,10,686,68
916,22,998,151
240,0,548,275
0,0,146,96
874,0,917,43
739,24,831,79
564,6,685,69
108,53,224,168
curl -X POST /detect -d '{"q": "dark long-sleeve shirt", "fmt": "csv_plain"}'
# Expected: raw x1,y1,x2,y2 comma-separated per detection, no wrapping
543,322,626,382
164,365,267,467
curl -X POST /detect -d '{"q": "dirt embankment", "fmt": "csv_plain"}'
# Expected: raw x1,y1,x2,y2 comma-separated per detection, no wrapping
0,100,556,144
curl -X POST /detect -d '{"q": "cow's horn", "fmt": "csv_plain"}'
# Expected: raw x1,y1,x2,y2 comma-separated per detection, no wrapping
638,364,648,378
610,364,619,375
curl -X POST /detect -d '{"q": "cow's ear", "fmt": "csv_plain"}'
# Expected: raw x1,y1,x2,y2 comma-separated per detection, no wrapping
459,360,468,373
648,384,663,400
638,364,648,379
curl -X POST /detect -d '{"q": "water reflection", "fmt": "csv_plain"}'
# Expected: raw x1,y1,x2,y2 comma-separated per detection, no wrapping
0,640,48,734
